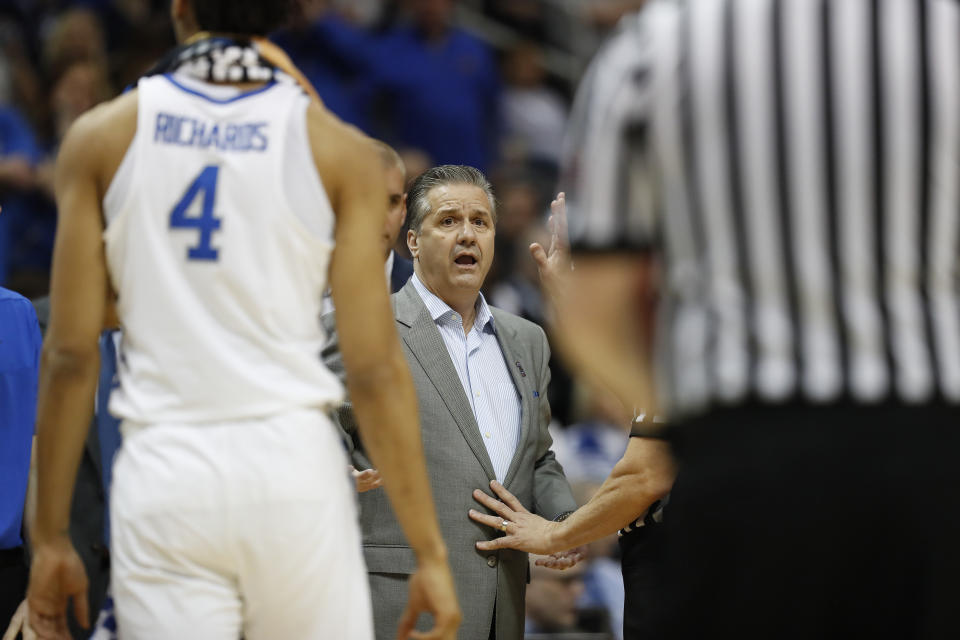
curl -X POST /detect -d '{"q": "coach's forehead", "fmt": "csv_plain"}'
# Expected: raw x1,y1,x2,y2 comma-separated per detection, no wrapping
426,183,493,217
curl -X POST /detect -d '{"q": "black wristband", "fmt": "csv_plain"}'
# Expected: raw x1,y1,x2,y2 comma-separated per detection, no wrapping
630,414,668,439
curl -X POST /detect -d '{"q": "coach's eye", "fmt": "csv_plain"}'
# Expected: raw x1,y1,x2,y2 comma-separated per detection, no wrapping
441,217,455,226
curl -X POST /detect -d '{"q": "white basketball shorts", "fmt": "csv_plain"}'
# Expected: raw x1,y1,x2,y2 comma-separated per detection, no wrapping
109,408,373,640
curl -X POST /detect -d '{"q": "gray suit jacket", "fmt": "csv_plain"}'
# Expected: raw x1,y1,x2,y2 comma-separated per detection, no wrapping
322,280,576,640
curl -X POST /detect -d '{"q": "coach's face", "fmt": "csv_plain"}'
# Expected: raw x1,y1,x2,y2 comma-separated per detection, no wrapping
408,183,495,303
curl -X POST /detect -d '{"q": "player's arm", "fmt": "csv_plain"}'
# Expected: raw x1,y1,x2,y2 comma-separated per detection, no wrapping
27,102,116,635
308,103,459,640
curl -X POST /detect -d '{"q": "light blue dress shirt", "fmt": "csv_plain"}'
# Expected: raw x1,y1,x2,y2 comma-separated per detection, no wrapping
411,274,522,481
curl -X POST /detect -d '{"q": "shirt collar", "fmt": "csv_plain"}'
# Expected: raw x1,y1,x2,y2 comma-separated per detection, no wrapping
412,272,495,333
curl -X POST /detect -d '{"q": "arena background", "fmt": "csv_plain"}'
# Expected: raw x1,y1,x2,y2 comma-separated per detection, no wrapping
0,1,648,637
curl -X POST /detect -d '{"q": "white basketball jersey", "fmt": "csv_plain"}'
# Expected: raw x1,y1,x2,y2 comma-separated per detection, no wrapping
103,72,344,423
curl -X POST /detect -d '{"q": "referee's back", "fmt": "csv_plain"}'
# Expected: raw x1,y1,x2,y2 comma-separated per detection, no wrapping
566,0,960,418
564,3,960,637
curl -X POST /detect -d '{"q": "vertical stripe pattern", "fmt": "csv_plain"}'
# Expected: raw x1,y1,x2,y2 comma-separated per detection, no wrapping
564,0,960,416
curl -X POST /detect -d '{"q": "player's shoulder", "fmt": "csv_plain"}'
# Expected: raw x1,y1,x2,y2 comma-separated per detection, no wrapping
598,1,680,56
71,89,138,140
304,99,380,191
60,90,138,163
305,99,374,154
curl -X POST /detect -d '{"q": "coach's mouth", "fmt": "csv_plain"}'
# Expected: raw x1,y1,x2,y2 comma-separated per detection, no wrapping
454,253,479,268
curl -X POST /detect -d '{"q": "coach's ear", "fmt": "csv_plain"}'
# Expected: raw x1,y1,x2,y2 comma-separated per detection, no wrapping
407,228,420,261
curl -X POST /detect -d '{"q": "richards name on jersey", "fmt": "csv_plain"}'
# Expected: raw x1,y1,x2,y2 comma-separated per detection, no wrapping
154,112,269,152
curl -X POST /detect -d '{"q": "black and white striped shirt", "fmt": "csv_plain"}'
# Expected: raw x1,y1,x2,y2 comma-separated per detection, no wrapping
563,0,960,417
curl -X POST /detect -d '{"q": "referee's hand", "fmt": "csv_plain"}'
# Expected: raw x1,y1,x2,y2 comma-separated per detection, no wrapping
530,192,572,307
469,480,563,556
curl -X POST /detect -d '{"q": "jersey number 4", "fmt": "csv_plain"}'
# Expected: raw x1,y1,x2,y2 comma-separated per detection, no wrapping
170,165,222,261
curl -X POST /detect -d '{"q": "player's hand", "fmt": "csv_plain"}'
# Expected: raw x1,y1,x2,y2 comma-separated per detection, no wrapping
469,480,563,556
3,599,37,640
535,547,587,571
27,534,90,640
396,556,460,640
529,192,572,303
350,465,383,492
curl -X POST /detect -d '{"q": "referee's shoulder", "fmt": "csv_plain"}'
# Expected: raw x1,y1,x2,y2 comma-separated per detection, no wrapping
589,1,679,74
609,0,682,38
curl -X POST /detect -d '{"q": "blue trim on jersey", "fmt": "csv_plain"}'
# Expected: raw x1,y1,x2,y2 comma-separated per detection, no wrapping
162,74,278,104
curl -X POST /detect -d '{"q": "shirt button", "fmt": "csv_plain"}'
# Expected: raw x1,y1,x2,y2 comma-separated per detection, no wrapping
486,555,498,568
485,432,491,438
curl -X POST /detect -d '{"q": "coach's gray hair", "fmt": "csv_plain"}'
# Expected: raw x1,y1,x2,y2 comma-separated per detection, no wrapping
406,165,497,233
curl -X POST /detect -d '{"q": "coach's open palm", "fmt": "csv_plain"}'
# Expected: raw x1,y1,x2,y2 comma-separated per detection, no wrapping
396,557,461,640
27,536,89,640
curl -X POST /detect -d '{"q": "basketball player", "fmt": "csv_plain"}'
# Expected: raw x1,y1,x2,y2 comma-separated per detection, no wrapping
25,1,460,639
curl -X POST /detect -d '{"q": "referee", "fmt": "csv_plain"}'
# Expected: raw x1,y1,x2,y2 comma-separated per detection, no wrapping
471,0,959,635
553,0,960,638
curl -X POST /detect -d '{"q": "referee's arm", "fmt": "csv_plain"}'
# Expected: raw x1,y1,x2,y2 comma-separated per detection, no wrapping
553,434,675,551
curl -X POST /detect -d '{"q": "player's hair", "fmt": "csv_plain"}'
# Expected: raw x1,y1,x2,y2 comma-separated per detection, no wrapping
193,0,294,36
407,165,497,233
373,140,405,176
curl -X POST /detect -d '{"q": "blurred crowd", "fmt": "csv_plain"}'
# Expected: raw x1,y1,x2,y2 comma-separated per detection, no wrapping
0,0,645,637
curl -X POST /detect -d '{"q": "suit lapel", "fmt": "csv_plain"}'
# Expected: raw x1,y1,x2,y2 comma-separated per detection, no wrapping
491,309,535,488
395,283,497,481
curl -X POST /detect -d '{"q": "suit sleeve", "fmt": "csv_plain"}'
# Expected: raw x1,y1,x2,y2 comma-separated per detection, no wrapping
529,326,577,520
320,311,375,470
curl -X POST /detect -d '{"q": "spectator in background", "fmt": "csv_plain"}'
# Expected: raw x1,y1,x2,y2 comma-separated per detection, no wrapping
525,556,598,637
499,41,567,175
362,0,500,172
0,284,41,628
488,179,546,320
4,55,111,297
0,98,40,287
270,1,372,129
41,7,108,73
